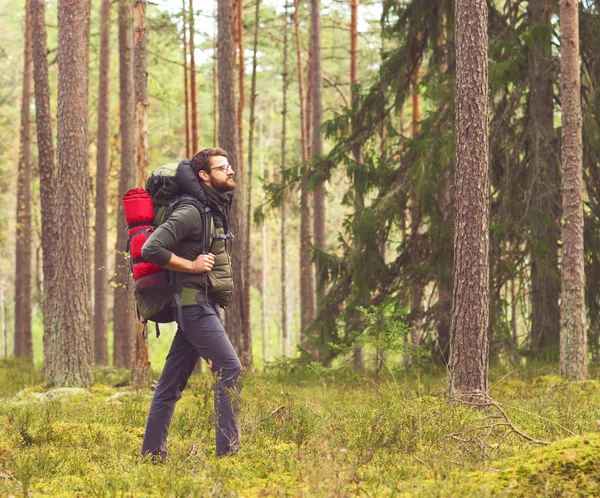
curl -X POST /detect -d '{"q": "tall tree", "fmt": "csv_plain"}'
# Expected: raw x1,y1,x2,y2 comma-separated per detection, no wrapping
528,0,561,351
294,0,316,339
113,0,136,369
93,0,111,366
280,2,290,356
559,0,587,380
182,0,191,158
189,0,198,154
243,0,261,368
30,0,57,375
447,0,489,396
218,0,244,355
310,0,326,306
50,0,93,386
213,1,218,147
132,0,151,387
14,0,33,360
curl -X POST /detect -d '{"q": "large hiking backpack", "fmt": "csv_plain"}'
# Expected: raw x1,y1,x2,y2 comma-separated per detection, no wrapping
123,161,212,337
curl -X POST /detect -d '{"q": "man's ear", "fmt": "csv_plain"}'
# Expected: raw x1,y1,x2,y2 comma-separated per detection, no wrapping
198,170,210,183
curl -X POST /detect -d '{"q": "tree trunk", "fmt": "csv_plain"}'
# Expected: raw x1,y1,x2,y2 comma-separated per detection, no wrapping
528,0,561,352
235,0,245,173
218,0,243,355
559,0,587,380
182,0,191,158
132,0,151,387
280,3,289,357
50,0,93,386
310,0,326,306
31,0,56,376
189,0,198,154
14,0,33,361
242,0,261,369
294,0,316,340
93,0,111,366
113,0,136,369
213,2,218,147
447,0,489,397
260,125,269,362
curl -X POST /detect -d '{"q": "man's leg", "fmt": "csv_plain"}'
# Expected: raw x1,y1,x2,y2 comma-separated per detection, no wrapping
180,305,242,456
141,328,201,458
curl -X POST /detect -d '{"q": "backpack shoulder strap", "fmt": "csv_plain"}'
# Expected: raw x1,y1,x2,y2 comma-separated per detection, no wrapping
167,194,212,254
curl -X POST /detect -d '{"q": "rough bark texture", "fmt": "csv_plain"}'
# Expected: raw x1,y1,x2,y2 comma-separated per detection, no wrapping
280,4,289,357
113,0,136,369
218,0,243,355
528,0,561,351
189,0,198,154
242,0,261,368
310,0,326,306
132,0,151,387
559,0,587,380
294,0,315,339
50,0,93,386
14,0,33,360
30,0,56,375
447,0,489,397
93,0,111,366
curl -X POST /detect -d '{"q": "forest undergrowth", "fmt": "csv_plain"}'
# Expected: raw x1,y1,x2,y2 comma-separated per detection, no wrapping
0,358,599,497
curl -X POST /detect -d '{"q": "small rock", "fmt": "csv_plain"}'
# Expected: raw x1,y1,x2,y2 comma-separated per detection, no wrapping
106,391,134,402
46,388,92,399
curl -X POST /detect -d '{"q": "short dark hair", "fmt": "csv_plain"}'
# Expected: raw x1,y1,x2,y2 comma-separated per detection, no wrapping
191,148,228,175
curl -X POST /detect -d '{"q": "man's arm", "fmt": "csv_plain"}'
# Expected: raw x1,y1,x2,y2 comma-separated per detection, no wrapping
142,204,213,273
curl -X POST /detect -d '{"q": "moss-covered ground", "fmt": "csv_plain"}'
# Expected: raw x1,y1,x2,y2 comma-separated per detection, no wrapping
1,359,599,497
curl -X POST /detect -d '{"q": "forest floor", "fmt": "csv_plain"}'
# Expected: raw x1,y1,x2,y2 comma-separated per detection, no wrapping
0,358,599,497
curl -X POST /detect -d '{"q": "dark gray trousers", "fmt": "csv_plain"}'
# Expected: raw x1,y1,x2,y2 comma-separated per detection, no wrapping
141,303,242,457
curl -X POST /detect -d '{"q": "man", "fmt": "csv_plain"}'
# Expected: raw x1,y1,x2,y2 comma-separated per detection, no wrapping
140,148,241,459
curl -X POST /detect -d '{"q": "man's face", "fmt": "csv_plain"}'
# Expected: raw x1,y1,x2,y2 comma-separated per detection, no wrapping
203,155,235,194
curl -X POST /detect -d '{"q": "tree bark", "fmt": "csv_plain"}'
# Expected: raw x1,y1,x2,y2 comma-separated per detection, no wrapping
310,0,326,306
182,0,191,158
14,0,33,361
113,0,136,369
294,0,316,339
93,0,111,366
30,0,56,375
132,0,151,387
280,3,289,357
213,2,218,147
242,0,261,368
218,0,244,355
528,0,561,352
559,0,587,380
189,0,198,154
50,0,93,386
447,0,489,397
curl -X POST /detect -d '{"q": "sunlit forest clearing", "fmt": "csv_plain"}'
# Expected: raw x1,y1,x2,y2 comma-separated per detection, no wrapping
2,0,600,494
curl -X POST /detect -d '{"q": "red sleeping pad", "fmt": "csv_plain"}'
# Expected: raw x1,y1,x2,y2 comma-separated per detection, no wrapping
123,188,162,280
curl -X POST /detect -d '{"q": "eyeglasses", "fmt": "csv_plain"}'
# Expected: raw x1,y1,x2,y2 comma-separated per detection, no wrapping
209,164,234,173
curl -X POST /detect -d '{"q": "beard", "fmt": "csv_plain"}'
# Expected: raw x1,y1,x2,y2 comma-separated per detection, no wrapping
212,175,236,194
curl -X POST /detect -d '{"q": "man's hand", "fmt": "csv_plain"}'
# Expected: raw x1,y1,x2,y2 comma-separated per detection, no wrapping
190,253,215,273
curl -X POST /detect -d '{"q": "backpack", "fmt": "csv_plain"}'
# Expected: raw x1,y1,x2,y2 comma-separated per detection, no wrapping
123,162,212,337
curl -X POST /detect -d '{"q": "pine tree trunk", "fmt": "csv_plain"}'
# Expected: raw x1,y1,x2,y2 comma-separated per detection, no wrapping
189,0,198,154
242,0,261,369
559,0,587,380
528,0,561,352
131,0,151,387
113,0,136,369
30,0,56,376
14,0,33,361
259,125,269,362
218,0,243,355
280,3,289,357
213,2,218,147
447,0,489,397
93,0,111,366
182,0,191,158
50,0,93,386
310,0,326,306
235,0,245,172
